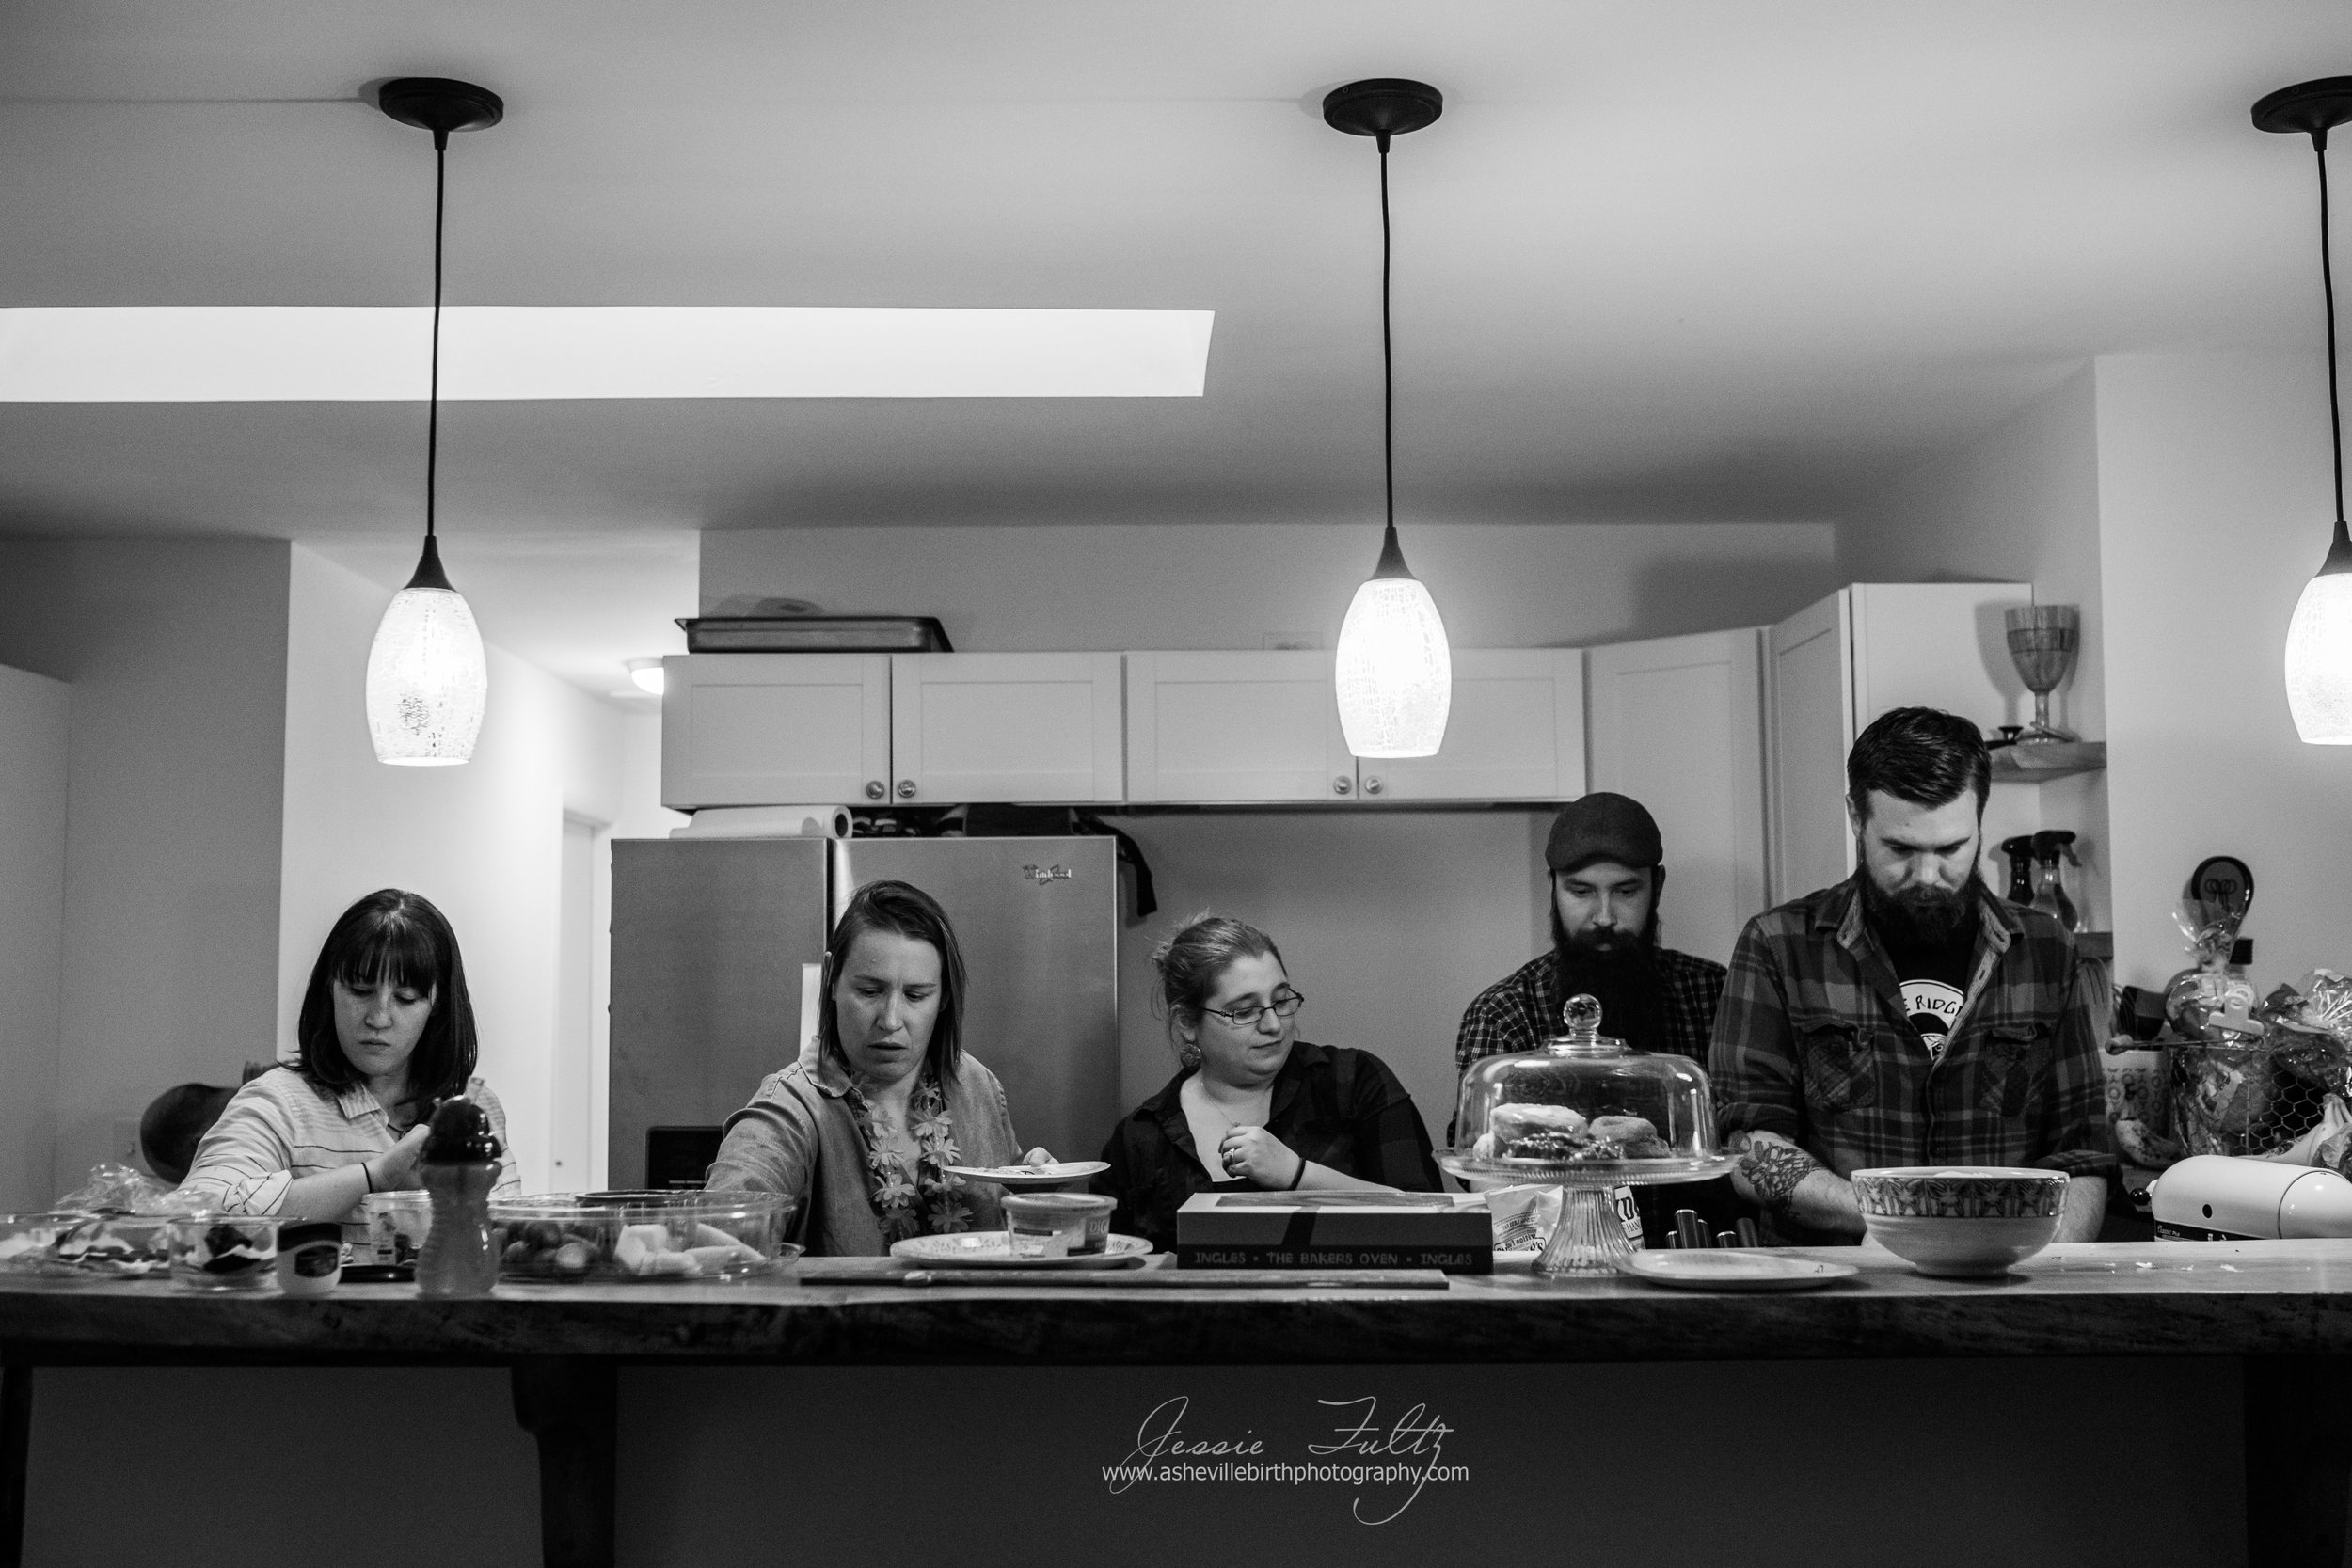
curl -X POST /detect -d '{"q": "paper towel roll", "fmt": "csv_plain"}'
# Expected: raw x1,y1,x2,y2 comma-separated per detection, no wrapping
671,804,852,840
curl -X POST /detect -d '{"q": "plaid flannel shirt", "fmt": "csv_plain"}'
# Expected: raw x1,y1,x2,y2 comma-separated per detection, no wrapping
1709,876,2114,1199
1454,947,1728,1078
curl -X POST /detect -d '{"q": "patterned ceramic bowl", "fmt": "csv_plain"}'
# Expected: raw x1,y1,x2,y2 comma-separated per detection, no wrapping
1851,1166,2069,1219
1851,1166,2070,1278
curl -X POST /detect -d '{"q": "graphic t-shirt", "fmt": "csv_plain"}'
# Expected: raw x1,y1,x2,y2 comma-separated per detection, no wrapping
1878,929,1976,1060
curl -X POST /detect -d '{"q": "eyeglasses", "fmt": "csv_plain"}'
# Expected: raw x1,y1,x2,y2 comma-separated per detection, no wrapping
1200,990,1305,1028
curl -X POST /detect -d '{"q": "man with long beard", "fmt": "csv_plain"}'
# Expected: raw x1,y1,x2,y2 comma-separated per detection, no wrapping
1454,791,1726,1074
1712,706,2111,1244
1454,792,1737,1243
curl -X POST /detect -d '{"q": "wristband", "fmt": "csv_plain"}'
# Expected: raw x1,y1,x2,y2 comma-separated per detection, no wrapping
362,1161,375,1194
1287,1153,1306,1191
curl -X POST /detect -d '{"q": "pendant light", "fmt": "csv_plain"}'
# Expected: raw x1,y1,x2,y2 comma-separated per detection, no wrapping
1324,79,1453,759
2256,77,2352,744
365,78,502,766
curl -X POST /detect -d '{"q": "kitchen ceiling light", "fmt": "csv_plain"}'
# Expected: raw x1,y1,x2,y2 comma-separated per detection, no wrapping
365,77,501,767
1325,79,1452,760
2257,77,2352,744
627,659,667,697
0,306,1215,401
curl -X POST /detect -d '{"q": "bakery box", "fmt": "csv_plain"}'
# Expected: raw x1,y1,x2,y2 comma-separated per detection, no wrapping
1174,1192,1492,1274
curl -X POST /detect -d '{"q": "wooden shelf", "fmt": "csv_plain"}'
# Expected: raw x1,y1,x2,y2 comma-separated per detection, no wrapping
1990,740,2106,783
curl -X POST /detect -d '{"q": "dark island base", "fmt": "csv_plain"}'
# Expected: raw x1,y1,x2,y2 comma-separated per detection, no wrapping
8,1241,2352,1567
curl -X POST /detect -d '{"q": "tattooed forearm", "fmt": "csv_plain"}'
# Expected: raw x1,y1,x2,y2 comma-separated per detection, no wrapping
1731,1133,1824,1213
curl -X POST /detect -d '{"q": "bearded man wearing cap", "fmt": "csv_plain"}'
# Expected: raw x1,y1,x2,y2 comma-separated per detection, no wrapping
1455,791,1726,1075
1454,792,1739,1243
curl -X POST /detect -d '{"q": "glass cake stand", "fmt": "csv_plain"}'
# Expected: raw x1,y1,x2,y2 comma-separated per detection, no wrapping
1440,1151,1738,1276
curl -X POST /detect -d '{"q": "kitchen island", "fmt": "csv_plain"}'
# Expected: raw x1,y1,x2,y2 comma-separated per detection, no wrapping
4,1241,2342,1567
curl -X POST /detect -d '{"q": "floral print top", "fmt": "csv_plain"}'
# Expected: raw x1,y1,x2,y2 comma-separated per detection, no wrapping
841,1067,973,1243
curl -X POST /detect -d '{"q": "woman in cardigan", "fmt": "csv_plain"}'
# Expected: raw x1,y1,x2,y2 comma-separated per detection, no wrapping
707,879,1045,1254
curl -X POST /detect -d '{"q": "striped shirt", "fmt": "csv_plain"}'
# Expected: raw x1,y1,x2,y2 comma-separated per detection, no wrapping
178,1067,520,1242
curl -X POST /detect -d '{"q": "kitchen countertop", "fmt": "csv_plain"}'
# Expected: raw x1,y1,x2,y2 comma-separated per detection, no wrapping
8,1239,2352,1364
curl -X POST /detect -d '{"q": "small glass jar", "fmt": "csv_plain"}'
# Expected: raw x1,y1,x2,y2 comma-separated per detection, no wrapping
360,1190,433,1265
167,1213,278,1291
1004,1193,1115,1258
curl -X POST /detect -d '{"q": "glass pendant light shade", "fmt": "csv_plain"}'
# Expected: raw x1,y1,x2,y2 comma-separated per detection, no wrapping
2286,525,2352,744
1335,527,1452,757
2254,79,2352,744
367,539,487,765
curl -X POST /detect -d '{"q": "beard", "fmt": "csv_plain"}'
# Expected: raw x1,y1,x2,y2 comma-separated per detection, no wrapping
1550,907,1669,1053
1860,863,1983,948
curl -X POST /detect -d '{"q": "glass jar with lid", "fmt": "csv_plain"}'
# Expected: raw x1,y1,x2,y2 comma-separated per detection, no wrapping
1441,993,1732,1275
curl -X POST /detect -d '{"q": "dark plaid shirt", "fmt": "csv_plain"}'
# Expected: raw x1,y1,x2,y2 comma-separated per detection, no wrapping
1710,876,2114,1205
1454,947,1728,1077
1094,1041,1442,1253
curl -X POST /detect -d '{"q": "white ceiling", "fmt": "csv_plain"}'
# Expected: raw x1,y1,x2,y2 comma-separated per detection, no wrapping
2,0,2348,696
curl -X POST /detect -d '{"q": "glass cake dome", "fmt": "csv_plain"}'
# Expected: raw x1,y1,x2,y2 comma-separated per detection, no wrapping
1452,994,1723,1174
1443,995,1733,1277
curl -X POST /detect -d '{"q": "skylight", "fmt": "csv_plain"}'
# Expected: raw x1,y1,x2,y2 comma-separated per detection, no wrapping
0,307,1215,400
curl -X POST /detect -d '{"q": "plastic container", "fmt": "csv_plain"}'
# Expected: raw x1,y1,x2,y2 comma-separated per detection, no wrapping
0,1212,95,1275
490,1192,795,1283
418,1161,501,1298
1004,1192,1116,1258
167,1213,278,1291
276,1220,343,1296
360,1191,433,1264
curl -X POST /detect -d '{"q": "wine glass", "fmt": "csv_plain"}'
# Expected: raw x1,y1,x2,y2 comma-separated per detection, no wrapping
2004,605,2079,744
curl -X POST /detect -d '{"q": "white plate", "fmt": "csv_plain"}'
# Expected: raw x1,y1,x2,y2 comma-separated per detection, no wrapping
1620,1252,1859,1291
888,1232,1152,1269
942,1161,1110,1188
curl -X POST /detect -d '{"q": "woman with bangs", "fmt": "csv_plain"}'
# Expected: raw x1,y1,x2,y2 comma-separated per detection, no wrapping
179,889,518,1236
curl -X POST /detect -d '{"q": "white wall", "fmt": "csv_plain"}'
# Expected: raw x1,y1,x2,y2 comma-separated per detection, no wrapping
2095,351,2352,992
1839,369,2113,933
0,662,69,1212
704,520,1841,652
0,538,289,1196
278,546,633,1193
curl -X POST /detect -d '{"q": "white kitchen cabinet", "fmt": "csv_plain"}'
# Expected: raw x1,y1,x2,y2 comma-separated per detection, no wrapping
660,653,892,811
1585,629,1766,966
1123,651,1357,803
1368,649,1586,802
889,652,1124,804
1765,582,2027,903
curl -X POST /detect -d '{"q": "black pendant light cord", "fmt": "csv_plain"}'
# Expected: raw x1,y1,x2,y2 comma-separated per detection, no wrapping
1381,136,1394,540
2319,134,2347,531
1372,134,1409,579
427,132,447,543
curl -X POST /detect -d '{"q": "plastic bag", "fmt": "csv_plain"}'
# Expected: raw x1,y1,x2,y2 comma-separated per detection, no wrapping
55,1162,179,1215
1483,1183,1563,1252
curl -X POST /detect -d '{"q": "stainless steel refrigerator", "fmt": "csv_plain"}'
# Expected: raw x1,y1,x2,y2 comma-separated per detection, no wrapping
608,835,1119,1189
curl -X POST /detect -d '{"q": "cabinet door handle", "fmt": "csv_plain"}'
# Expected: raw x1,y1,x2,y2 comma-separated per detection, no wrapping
865,781,885,801
1362,776,1384,796
897,780,917,800
1332,776,1353,796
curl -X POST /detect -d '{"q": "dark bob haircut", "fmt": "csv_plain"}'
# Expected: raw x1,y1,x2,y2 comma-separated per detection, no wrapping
820,880,968,1081
296,889,479,1105
1846,706,1992,822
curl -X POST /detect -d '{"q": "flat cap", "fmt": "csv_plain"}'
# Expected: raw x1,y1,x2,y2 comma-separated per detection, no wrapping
1545,792,1663,874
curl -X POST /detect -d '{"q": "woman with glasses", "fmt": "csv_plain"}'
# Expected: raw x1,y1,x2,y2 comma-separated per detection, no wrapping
1095,913,1442,1252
